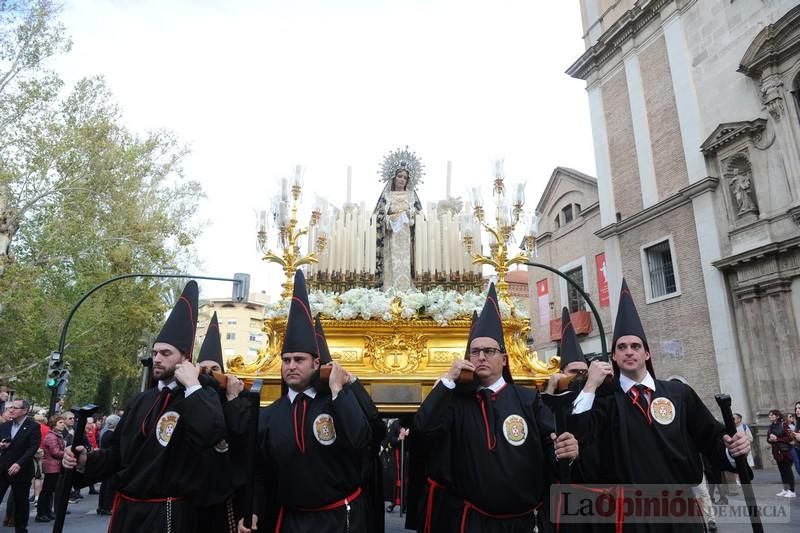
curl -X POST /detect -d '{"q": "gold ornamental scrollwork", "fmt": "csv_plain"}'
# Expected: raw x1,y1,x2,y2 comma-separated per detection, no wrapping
365,333,428,375
503,316,561,375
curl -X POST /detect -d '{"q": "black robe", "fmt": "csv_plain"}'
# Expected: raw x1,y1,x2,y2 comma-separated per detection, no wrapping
414,381,559,532
256,387,372,533
403,418,454,533
542,379,605,533
79,385,226,533
348,379,387,533
568,378,734,533
382,419,403,504
193,390,251,533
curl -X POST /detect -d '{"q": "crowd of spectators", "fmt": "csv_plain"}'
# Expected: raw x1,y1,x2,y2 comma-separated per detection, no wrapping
0,392,123,528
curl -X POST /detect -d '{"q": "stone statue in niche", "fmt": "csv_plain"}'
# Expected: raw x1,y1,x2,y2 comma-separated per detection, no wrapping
725,157,758,217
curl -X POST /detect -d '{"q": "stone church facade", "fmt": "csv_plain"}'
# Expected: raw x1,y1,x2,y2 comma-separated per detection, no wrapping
564,0,800,463
529,168,613,364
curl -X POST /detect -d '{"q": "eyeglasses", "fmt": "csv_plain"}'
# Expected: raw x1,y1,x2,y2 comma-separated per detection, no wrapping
468,347,502,358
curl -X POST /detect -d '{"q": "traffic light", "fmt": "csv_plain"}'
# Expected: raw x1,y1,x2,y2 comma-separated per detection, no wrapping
45,351,63,389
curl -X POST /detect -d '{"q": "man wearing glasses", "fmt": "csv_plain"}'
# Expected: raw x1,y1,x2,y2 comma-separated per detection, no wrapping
414,284,579,532
0,398,41,533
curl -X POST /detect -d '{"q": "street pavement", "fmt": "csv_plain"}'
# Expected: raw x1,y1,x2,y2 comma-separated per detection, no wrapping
13,469,799,532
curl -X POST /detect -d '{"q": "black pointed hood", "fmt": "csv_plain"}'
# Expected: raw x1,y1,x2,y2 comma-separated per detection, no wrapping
281,270,319,357
472,284,505,351
463,310,479,359
472,283,513,383
155,280,199,358
315,315,332,364
198,311,223,369
559,307,586,370
611,279,655,377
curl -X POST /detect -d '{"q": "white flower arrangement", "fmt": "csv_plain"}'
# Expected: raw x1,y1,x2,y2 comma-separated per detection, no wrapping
263,287,529,326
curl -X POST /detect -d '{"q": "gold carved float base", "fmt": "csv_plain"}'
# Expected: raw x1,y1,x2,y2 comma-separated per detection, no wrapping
228,315,561,412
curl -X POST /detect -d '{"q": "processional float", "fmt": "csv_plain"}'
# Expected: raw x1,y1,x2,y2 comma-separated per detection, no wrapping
229,148,561,411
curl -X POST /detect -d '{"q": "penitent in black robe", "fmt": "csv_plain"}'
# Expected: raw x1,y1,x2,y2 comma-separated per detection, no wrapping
348,379,387,533
382,419,404,505
414,381,559,533
568,378,736,533
79,385,226,533
257,387,372,533
193,391,251,533
542,379,607,533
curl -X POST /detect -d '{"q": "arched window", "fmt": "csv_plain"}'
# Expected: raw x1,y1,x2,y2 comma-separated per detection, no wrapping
562,205,574,224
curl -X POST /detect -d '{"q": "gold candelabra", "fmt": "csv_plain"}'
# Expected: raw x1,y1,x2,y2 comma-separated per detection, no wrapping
257,179,329,300
463,164,537,308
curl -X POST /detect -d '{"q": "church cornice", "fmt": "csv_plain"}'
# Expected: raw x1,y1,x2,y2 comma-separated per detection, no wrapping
699,119,768,156
738,4,800,78
566,0,674,80
594,176,718,239
713,236,800,271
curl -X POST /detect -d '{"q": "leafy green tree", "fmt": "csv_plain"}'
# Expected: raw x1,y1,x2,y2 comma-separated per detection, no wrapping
1,1,71,276
0,1,204,408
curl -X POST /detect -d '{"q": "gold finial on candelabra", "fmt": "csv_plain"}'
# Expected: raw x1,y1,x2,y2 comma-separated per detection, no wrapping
257,167,329,300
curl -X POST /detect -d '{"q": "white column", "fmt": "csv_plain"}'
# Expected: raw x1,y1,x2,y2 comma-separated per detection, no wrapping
691,192,751,416
624,53,659,208
663,14,706,183
588,85,617,226
603,236,623,327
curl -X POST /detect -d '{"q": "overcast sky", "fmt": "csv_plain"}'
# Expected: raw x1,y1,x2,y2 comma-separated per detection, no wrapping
54,0,596,300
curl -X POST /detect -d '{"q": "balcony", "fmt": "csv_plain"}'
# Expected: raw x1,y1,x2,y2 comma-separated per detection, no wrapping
549,310,593,342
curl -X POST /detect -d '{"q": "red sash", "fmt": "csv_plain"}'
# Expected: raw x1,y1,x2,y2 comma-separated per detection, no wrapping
109,492,185,533
274,486,362,533
459,497,540,533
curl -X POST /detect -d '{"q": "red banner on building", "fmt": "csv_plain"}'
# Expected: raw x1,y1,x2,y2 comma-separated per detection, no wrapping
536,279,549,325
595,253,610,307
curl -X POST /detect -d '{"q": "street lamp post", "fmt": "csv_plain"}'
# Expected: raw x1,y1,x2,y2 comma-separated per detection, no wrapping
48,273,245,416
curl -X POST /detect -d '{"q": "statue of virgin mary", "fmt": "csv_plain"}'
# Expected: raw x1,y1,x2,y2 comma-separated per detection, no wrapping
373,147,423,291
